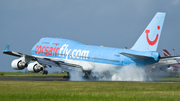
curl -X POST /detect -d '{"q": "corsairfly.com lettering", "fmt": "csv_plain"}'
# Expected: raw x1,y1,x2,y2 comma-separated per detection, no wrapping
35,44,89,59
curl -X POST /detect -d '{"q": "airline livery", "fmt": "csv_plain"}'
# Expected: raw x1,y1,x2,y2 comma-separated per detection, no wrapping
163,49,171,56
4,12,169,79
162,49,180,72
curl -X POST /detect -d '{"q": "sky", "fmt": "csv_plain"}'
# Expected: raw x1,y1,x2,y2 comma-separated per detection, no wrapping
0,0,180,73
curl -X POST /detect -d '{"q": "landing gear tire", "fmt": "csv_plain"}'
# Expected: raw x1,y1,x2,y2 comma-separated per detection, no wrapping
67,72,70,79
42,70,48,75
63,72,70,79
83,71,91,79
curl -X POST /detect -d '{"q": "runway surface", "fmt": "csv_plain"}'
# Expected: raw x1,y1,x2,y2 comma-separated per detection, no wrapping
0,76,67,81
1,76,180,82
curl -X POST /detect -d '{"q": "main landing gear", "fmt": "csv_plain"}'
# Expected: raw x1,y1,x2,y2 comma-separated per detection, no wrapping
63,72,70,79
42,70,48,75
83,71,91,79
62,71,92,80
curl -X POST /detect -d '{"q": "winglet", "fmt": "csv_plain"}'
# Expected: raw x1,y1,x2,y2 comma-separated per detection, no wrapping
4,45,10,51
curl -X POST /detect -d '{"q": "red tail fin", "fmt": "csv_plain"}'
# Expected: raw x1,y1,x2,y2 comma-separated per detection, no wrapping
163,49,171,56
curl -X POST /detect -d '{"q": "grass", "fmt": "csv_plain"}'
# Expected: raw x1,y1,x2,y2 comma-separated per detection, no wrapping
2,72,180,82
0,81,180,101
161,77,180,81
0,72,67,77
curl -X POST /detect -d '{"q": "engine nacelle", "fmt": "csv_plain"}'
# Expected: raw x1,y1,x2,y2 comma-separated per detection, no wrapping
80,61,94,71
27,62,43,73
11,59,27,70
167,66,174,72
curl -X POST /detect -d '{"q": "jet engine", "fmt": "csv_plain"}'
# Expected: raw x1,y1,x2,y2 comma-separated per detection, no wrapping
27,62,43,73
167,66,179,73
167,66,174,72
11,59,27,70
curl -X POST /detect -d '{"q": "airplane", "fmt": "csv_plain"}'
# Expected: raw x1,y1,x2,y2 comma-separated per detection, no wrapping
162,49,180,72
3,12,167,79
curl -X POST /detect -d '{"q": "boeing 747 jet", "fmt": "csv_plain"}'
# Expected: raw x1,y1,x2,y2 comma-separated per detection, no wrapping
4,12,171,79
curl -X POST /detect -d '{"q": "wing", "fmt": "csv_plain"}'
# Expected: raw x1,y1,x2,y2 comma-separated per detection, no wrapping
155,56,180,66
3,45,82,71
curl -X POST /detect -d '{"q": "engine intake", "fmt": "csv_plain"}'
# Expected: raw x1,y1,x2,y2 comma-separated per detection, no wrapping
27,62,43,73
11,59,27,70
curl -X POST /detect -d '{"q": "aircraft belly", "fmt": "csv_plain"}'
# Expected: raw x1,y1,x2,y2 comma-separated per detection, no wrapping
61,59,121,72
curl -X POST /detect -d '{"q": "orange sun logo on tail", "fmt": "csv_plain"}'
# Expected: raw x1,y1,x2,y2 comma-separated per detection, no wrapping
146,26,160,46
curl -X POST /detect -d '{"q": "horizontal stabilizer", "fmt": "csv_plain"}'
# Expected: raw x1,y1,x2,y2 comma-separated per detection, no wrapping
120,52,154,61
